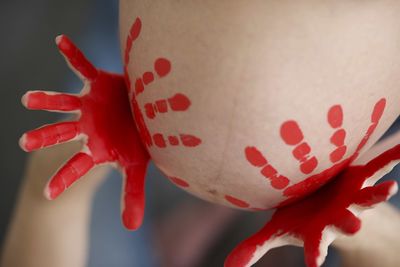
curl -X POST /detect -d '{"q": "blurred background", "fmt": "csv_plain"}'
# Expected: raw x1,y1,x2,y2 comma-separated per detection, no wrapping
0,1,399,267
0,0,96,245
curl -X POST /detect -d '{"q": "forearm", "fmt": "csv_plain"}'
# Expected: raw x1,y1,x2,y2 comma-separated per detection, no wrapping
334,203,400,267
333,131,400,267
1,142,109,267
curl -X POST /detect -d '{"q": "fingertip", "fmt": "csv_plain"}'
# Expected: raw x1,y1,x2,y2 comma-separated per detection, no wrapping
122,210,142,231
43,185,53,200
18,133,29,152
21,92,30,108
55,34,65,46
388,181,398,198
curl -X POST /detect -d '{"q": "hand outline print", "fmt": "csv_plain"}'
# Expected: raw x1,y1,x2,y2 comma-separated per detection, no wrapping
123,18,202,150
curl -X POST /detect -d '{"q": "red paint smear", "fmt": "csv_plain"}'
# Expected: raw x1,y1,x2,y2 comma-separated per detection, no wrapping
122,164,147,230
270,175,290,190
25,91,81,111
327,105,343,128
245,147,268,167
225,195,250,208
292,142,311,161
300,157,318,175
169,176,190,187
280,120,317,174
154,58,171,77
168,136,179,146
153,133,166,148
22,121,80,152
155,99,168,113
142,72,154,85
260,165,277,177
168,93,191,111
281,98,386,204
135,78,144,95
47,152,94,199
144,103,155,119
180,134,202,147
330,146,347,163
330,129,346,146
123,18,202,150
226,144,400,267
131,96,153,147
124,18,141,64
245,146,289,190
280,120,304,145
22,35,150,230
371,98,386,123
56,35,98,80
244,99,386,205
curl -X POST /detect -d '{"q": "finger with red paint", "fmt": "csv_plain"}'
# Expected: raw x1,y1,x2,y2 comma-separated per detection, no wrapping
20,35,150,230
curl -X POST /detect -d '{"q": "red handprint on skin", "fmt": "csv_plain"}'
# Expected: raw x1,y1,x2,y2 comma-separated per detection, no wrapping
245,99,386,201
20,35,150,230
224,99,400,267
124,18,202,149
226,144,400,267
19,17,202,230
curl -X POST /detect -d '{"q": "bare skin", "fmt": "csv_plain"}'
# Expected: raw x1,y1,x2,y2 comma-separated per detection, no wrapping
1,142,109,267
120,0,400,208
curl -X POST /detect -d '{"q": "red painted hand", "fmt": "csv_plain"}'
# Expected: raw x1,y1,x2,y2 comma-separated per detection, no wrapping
20,35,149,230
226,144,400,267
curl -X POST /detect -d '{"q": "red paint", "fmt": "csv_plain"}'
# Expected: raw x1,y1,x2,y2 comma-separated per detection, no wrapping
328,105,347,163
245,146,268,167
22,121,80,151
123,18,202,150
142,72,154,85
21,35,150,230
155,99,168,113
268,175,289,189
227,144,400,267
327,105,343,128
46,152,94,199
225,195,250,208
124,18,141,64
245,147,290,190
168,136,179,146
56,36,97,80
154,58,171,77
135,78,145,95
122,164,147,230
180,134,202,147
330,129,346,146
300,157,318,174
169,176,190,188
245,99,386,204
24,91,81,111
144,103,155,119
144,94,191,119
292,142,311,161
168,93,191,111
280,121,304,145
371,98,386,123
280,120,317,174
153,133,166,148
330,146,347,163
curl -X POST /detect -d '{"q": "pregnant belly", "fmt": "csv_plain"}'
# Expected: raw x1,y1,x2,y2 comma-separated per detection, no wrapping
120,1,400,209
